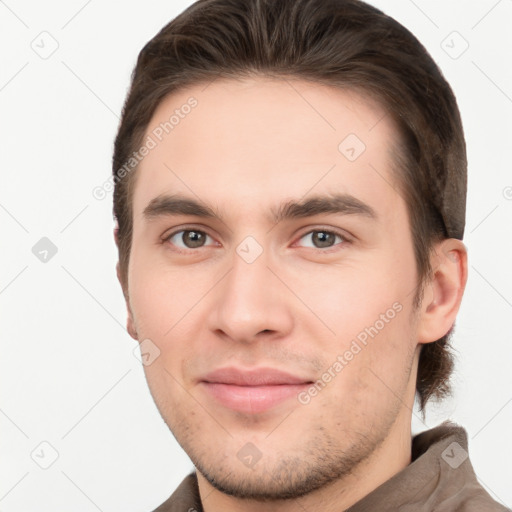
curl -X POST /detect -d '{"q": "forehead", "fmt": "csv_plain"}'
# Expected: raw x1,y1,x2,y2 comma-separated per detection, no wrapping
132,76,403,224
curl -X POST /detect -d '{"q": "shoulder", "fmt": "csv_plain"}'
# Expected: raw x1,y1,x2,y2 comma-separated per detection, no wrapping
151,473,202,512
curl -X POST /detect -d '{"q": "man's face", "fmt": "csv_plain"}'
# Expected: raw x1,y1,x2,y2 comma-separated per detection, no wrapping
124,77,424,499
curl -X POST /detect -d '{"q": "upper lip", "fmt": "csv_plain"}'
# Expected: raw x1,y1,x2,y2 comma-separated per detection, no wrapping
200,367,312,386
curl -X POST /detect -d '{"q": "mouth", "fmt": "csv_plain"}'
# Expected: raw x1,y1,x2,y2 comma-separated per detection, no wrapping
199,367,313,414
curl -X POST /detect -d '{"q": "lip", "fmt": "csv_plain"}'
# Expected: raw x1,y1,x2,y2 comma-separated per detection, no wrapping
201,367,310,386
199,367,312,414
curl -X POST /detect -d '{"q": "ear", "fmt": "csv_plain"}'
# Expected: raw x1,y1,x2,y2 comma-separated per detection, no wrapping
417,239,468,344
114,225,138,341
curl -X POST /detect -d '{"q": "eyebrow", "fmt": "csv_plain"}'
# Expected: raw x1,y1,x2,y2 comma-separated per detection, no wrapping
142,192,377,225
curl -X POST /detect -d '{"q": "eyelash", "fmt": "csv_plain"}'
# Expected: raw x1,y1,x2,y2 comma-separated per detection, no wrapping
162,226,351,254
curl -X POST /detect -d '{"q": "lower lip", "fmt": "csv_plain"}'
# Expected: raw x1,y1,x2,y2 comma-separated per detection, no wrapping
201,382,310,414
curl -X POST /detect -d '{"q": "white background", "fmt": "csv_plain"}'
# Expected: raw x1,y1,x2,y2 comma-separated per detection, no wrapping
1,0,511,510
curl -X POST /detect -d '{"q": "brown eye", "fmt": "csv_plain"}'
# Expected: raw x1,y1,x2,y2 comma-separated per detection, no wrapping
296,229,346,250
165,229,213,251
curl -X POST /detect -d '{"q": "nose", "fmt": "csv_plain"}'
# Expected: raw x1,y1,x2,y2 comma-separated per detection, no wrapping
208,243,294,345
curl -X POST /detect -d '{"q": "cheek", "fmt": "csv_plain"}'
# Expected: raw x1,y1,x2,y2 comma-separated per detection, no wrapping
296,258,417,410
289,256,412,341
128,255,210,378
128,252,204,338
312,310,416,431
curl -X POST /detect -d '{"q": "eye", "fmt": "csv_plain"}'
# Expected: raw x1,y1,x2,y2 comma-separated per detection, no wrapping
163,227,349,254
164,229,216,252
295,229,348,251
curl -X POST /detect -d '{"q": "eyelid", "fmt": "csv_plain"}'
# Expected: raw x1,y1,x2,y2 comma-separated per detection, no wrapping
295,225,352,240
163,225,206,240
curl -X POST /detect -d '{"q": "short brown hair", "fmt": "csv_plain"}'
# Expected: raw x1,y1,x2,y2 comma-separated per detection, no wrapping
112,0,467,415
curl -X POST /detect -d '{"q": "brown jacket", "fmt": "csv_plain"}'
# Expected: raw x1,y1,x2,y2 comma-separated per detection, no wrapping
153,421,510,511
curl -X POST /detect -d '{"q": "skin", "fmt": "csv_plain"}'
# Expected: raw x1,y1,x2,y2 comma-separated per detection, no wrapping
116,77,467,512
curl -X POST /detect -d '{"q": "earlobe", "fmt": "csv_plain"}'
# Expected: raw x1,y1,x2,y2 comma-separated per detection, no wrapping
113,221,120,247
115,261,128,300
417,239,468,344
114,226,139,341
115,260,139,341
126,308,139,341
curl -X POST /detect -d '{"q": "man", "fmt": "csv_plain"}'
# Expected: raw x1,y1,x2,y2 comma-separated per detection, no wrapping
111,0,509,510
